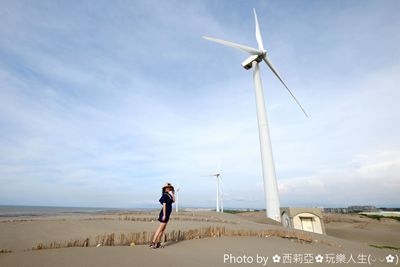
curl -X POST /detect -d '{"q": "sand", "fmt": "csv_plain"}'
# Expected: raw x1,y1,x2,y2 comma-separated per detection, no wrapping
1,211,399,267
323,213,400,247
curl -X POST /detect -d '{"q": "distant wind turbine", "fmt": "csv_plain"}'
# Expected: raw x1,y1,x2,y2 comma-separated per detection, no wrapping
211,164,223,212
203,9,307,222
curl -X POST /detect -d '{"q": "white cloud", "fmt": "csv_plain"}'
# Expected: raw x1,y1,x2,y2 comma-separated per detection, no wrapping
279,151,400,207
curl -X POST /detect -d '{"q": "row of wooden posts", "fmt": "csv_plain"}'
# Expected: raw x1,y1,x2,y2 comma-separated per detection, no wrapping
33,226,332,250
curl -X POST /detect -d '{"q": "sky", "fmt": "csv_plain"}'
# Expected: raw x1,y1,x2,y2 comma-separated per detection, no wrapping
0,0,399,209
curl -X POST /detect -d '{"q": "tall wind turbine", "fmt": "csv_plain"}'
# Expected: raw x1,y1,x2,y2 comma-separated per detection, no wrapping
203,9,307,222
211,164,222,212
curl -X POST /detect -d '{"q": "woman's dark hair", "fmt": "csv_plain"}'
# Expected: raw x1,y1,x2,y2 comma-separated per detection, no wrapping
162,183,174,194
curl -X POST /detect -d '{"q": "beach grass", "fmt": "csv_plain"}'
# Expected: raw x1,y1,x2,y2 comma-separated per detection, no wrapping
369,244,400,250
360,214,400,222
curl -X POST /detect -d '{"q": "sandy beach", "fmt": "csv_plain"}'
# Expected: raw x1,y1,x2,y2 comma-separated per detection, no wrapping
0,211,399,266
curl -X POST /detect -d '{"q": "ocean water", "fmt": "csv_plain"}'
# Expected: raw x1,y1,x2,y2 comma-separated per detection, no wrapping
0,205,148,217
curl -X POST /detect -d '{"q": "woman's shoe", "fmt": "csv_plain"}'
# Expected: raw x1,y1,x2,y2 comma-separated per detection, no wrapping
149,242,156,248
155,242,164,249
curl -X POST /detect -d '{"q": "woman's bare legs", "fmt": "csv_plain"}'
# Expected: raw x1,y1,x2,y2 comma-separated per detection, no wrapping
158,224,168,242
152,222,167,243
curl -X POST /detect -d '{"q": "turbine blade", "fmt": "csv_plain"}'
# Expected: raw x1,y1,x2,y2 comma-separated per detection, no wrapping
263,57,309,117
253,8,264,51
203,36,262,55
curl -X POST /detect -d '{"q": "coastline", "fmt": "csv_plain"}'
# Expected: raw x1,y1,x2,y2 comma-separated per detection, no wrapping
0,205,157,218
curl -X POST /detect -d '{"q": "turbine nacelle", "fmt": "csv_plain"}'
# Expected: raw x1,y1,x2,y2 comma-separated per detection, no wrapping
242,54,264,70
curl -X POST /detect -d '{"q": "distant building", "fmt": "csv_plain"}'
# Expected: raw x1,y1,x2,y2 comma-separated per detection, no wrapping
323,208,349,213
323,205,378,214
347,206,377,212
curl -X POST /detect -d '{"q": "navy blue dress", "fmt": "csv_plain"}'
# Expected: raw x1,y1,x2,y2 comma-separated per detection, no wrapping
158,192,173,223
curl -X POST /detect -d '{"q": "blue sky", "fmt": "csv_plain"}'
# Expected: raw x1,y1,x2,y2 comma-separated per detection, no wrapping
1,0,399,209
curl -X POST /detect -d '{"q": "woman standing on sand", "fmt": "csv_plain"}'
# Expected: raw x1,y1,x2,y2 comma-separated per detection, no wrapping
149,183,175,249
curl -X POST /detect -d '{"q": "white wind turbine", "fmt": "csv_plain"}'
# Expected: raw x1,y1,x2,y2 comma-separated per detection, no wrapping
203,9,307,222
211,164,223,212
175,187,180,212
220,175,224,213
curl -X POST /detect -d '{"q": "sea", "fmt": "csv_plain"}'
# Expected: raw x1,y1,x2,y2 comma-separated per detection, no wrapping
0,205,153,217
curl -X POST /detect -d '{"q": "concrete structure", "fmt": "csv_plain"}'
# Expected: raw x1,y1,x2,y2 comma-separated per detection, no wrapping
281,207,326,234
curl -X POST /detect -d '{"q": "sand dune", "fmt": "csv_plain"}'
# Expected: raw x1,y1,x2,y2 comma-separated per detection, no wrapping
1,211,398,267
324,213,400,247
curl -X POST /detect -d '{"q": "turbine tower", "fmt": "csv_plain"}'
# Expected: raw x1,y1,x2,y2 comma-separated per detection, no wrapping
220,174,224,213
211,164,222,212
203,9,307,222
